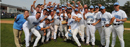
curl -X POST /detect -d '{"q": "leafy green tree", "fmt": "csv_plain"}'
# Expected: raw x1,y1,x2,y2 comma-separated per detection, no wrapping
122,1,130,17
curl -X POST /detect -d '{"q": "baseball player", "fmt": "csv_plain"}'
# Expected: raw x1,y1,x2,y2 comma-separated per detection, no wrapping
94,6,105,46
60,8,68,39
84,5,96,46
79,9,85,44
99,6,115,47
111,2,127,47
23,12,42,47
53,10,63,41
67,9,82,47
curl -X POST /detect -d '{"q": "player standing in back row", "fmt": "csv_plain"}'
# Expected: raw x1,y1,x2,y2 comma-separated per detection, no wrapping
111,2,127,47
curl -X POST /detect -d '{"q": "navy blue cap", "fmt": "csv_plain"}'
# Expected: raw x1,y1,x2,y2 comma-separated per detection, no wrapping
114,2,119,5
74,9,78,11
75,5,78,7
95,6,99,8
100,6,105,9
90,5,94,8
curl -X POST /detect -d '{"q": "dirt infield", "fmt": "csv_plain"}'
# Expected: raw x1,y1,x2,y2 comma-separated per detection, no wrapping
125,21,130,23
0,20,14,24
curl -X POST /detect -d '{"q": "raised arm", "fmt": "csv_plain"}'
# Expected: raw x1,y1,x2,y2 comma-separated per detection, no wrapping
83,12,87,20
40,16,48,23
31,5,34,13
32,0,37,9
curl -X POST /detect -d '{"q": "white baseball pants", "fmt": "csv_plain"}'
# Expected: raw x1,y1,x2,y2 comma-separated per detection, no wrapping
79,25,85,42
96,26,105,45
31,27,41,47
86,25,96,45
54,25,63,39
102,25,112,47
72,29,81,46
111,25,124,47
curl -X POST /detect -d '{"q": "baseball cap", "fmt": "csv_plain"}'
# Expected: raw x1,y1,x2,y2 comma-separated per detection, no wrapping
50,6,53,8
75,5,78,7
54,8,57,11
74,9,78,11
62,5,65,7
114,2,119,6
95,6,99,8
56,10,59,13
47,9,50,12
90,5,94,8
67,7,72,9
59,6,62,8
62,8,65,10
47,6,50,8
100,6,105,9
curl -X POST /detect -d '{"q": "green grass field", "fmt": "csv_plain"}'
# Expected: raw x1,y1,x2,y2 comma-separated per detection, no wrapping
1,23,130,47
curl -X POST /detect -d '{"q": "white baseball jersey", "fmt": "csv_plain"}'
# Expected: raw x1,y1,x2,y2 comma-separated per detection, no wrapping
24,16,41,29
79,12,85,25
94,11,102,27
60,13,68,21
54,15,62,25
68,13,82,30
98,12,113,26
85,12,96,23
112,9,127,24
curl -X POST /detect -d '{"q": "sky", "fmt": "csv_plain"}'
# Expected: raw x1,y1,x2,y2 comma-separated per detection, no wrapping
1,0,130,10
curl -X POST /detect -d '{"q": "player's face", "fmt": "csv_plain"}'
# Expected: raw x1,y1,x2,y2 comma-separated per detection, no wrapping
45,20,50,24
57,13,60,16
84,9,88,12
36,13,41,19
95,8,99,11
84,5,87,8
114,5,120,10
36,7,40,11
101,9,105,13
24,11,29,16
67,14,71,18
51,11,54,15
90,8,94,11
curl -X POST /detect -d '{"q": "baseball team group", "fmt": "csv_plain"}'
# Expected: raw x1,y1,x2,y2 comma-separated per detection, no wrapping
12,0,128,47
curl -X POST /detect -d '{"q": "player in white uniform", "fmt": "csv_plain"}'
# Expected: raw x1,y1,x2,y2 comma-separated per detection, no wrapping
111,2,127,47
53,10,63,41
94,6,105,46
79,8,85,44
67,9,82,47
60,8,68,39
23,12,41,47
99,6,115,47
84,5,97,46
